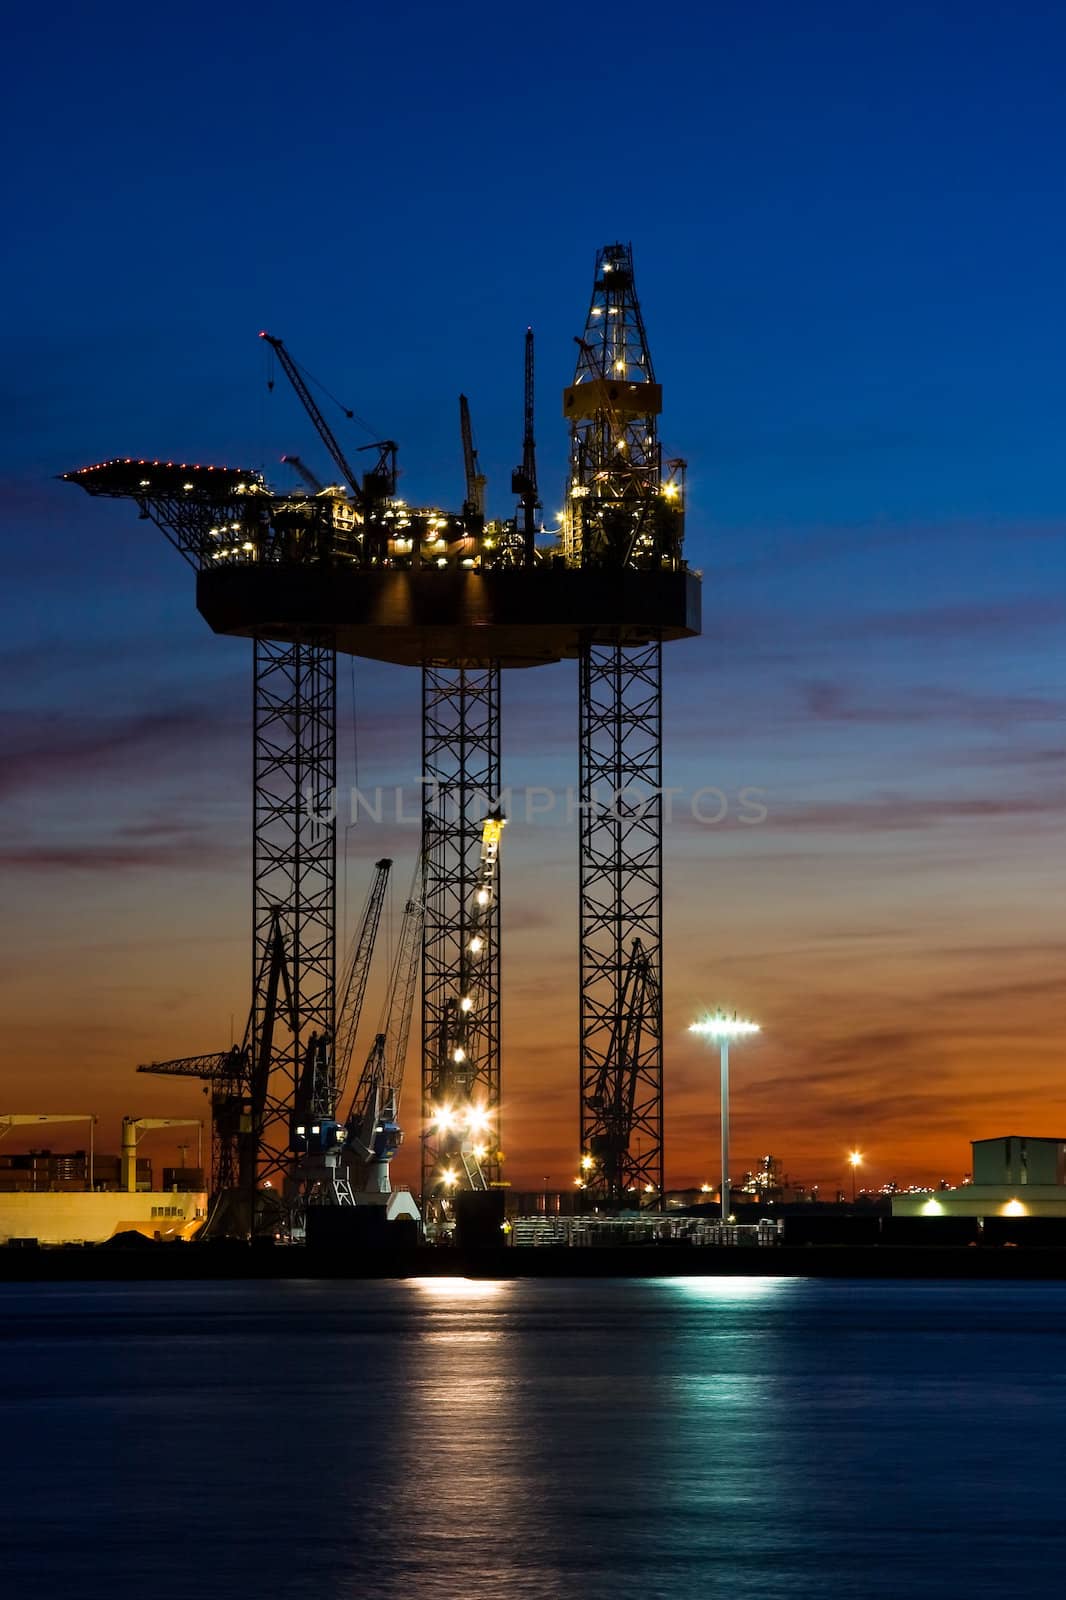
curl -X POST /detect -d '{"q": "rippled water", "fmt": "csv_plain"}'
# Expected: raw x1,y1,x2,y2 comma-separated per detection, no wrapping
1,1277,1064,1599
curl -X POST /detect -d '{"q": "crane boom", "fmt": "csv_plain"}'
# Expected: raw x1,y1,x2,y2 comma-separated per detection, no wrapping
0,1113,93,1136
332,858,392,1106
260,332,365,505
583,937,660,1203
384,863,424,1095
281,454,324,493
137,1049,244,1080
344,858,425,1190
459,395,486,520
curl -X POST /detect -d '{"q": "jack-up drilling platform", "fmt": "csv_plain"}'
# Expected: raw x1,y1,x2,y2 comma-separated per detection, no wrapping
66,244,700,1233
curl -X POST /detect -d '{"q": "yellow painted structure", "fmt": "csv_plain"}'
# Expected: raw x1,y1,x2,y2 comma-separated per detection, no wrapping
0,1190,207,1244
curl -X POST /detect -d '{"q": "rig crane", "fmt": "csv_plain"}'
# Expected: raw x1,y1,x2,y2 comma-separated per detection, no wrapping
341,858,424,1224
262,332,399,513
260,332,367,505
510,326,540,565
459,394,487,527
281,454,324,493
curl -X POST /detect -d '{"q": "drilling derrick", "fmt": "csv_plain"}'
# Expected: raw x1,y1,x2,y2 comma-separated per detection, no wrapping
511,327,540,566
567,242,685,1202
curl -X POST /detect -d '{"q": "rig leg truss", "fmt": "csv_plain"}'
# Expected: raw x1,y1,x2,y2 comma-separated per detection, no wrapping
579,639,664,1201
421,664,502,1200
253,638,337,1169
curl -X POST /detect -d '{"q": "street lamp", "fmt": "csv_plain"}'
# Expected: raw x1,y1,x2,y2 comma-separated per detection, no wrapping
688,1012,760,1224
848,1150,863,1205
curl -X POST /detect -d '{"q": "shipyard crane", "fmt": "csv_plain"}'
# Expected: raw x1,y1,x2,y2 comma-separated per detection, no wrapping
581,937,661,1205
510,327,540,565
137,911,296,1236
459,394,487,525
425,810,506,1202
341,857,424,1223
332,858,392,1108
289,857,392,1208
120,1117,202,1193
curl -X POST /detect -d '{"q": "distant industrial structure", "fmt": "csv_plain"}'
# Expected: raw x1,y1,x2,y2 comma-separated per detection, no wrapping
894,1136,1066,1220
0,1115,206,1245
64,244,701,1240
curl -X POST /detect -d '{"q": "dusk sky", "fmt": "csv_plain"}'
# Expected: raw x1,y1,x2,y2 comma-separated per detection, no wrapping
3,1,1063,1191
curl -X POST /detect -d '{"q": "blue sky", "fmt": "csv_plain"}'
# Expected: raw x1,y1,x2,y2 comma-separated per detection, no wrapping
2,0,1063,1185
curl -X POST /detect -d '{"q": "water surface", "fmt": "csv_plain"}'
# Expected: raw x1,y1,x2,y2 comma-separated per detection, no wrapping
1,1277,1062,1599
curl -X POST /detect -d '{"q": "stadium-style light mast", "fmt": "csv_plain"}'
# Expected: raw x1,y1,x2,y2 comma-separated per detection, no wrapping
688,1012,761,1224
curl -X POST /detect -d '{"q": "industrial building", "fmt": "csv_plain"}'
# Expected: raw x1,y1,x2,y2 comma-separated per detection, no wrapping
892,1137,1066,1220
0,1116,207,1245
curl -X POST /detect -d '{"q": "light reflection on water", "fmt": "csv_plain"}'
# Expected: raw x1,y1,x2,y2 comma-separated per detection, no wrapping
1,1278,1064,1600
408,1275,511,1299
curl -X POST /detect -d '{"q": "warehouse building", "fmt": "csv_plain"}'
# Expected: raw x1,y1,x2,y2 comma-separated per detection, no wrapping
893,1136,1066,1219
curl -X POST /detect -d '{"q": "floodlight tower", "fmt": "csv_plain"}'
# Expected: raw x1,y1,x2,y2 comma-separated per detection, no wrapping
689,1012,761,1222
568,243,687,1202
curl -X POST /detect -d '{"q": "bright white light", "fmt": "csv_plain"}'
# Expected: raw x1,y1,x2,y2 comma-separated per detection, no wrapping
922,1196,943,1215
459,996,474,1012
465,1104,492,1136
473,1144,488,1161
452,1047,466,1064
430,1104,455,1133
848,1151,863,1168
440,1168,459,1189
475,889,489,906
580,1154,594,1172
1003,1198,1026,1217
468,936,484,954
689,1012,760,1040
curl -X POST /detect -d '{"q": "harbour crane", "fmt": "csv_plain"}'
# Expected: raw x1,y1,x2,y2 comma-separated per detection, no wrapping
289,857,392,1210
341,857,424,1223
581,937,661,1205
459,394,487,525
510,327,540,565
120,1117,202,1193
137,910,296,1236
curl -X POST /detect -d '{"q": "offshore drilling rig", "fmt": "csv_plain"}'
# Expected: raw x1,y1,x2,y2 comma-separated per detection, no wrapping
64,243,701,1236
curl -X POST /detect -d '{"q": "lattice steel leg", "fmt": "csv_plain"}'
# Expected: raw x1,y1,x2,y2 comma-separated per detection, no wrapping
579,640,664,1203
421,664,502,1204
252,638,336,1183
